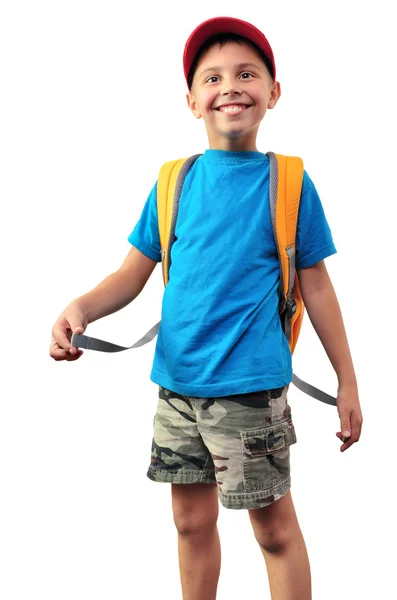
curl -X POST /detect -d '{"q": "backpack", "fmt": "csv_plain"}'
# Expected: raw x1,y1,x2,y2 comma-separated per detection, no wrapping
72,152,336,406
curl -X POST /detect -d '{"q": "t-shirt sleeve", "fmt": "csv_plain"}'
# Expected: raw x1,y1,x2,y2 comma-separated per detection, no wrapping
295,171,337,270
127,182,162,262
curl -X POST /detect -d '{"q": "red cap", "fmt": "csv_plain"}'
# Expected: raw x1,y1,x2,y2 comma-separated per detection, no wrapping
183,17,276,88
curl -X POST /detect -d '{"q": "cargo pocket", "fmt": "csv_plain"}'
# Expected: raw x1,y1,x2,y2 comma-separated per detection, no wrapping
241,419,297,492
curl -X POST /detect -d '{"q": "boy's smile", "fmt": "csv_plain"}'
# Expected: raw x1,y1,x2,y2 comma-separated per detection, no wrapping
215,102,252,115
187,41,281,151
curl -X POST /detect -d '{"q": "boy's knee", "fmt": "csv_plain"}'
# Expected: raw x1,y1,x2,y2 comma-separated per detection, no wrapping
172,483,219,535
249,494,299,553
173,509,218,536
253,524,292,554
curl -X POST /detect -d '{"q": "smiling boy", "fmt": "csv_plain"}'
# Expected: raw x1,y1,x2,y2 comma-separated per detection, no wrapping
50,17,362,600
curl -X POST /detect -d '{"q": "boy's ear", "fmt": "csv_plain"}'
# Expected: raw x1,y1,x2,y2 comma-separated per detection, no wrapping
186,93,202,119
267,81,281,109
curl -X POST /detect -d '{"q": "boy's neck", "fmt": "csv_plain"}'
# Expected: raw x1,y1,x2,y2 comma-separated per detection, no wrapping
207,132,259,152
209,143,258,152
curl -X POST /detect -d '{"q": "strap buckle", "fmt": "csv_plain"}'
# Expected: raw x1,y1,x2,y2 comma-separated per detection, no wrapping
286,294,296,319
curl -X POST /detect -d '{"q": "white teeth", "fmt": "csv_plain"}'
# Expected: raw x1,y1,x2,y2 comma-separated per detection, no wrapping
219,105,246,113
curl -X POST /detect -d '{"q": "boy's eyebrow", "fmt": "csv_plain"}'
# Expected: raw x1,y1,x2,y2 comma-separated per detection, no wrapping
198,61,262,78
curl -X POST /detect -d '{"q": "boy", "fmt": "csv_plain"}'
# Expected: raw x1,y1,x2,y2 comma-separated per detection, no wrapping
50,16,363,600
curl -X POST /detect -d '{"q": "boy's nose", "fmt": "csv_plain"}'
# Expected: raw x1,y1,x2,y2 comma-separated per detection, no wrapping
220,79,242,96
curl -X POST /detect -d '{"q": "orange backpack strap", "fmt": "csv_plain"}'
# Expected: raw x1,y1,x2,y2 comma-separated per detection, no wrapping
157,155,202,285
267,151,337,406
278,154,305,355
267,152,303,321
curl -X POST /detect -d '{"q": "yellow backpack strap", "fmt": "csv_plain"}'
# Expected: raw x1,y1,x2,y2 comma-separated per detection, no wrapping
267,151,303,315
267,151,337,406
157,155,201,285
279,154,304,352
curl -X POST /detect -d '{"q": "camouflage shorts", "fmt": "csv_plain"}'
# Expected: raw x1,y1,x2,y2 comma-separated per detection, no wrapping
147,386,297,510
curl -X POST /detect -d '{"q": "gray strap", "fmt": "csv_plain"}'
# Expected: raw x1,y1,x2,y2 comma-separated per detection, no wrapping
267,152,285,313
71,327,337,405
71,322,160,352
286,246,295,298
292,373,337,406
284,314,291,345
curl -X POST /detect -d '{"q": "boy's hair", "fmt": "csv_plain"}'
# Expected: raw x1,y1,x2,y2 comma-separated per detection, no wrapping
187,32,275,90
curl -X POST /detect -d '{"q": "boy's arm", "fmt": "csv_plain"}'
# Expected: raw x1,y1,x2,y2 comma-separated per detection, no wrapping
50,246,157,361
297,260,363,452
75,245,157,322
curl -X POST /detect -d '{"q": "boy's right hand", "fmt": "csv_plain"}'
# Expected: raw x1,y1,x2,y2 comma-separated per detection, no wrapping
50,305,87,361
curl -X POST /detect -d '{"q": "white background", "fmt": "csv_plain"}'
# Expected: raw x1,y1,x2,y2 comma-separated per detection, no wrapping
1,0,396,598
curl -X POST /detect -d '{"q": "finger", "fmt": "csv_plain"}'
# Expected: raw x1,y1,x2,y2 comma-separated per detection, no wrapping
50,339,84,361
350,415,361,443
51,347,84,361
52,325,72,351
341,437,355,451
53,320,84,352
67,325,85,355
352,412,363,442
65,349,84,361
339,413,351,439
336,432,354,452
50,344,70,360
336,431,350,444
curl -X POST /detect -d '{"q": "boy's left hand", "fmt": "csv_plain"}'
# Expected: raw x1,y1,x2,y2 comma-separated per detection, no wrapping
336,385,363,452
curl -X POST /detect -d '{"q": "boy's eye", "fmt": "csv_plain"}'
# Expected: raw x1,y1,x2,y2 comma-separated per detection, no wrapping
240,72,254,79
205,76,220,84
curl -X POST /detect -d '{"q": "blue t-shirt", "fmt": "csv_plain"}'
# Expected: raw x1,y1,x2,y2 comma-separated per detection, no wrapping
128,150,336,397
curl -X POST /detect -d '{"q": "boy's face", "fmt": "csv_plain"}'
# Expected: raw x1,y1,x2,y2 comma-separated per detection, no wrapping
187,40,281,151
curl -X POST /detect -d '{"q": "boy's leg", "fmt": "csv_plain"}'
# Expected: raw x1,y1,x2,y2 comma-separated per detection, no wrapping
172,482,220,600
248,490,311,600
193,387,309,598
148,388,220,599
